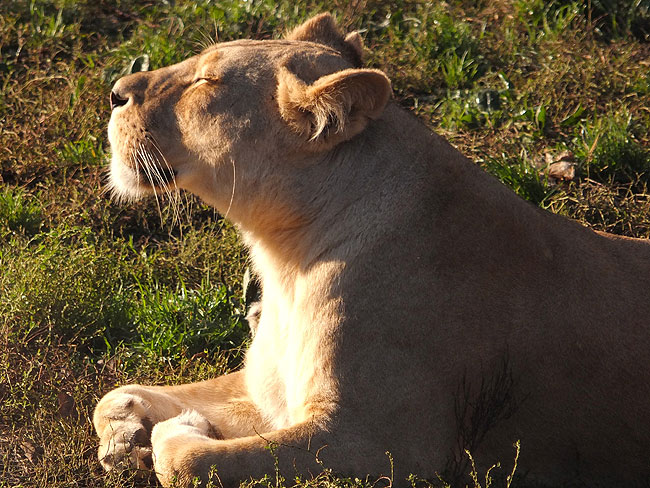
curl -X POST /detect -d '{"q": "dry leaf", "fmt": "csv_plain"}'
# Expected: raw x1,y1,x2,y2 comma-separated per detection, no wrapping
547,160,576,181
57,392,76,418
20,440,44,464
542,150,576,183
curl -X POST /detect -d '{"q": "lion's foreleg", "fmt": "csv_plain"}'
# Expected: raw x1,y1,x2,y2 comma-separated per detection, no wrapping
94,371,267,471
151,412,333,488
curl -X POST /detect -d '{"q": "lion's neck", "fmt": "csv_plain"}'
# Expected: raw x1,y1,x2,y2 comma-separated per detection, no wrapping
238,102,544,284
235,104,447,273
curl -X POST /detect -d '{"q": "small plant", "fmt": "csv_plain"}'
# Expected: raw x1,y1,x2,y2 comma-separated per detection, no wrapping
592,134,649,184
465,441,521,488
0,187,43,236
367,4,486,92
484,156,557,207
58,136,105,167
514,0,583,44
588,0,650,40
575,112,650,189
440,51,480,91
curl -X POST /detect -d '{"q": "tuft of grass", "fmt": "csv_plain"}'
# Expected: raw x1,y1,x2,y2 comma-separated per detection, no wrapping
484,156,557,207
591,134,650,185
366,3,486,93
126,276,248,364
574,111,650,189
588,0,650,40
0,188,43,236
57,136,105,168
514,0,583,45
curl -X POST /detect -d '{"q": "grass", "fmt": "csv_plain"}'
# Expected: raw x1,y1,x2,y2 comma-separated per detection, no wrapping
0,0,649,486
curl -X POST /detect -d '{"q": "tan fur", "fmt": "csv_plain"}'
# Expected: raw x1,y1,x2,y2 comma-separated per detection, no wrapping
277,67,391,147
286,13,363,67
96,13,650,487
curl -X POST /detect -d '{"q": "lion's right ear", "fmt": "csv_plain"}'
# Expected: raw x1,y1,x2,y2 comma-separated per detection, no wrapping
277,67,391,150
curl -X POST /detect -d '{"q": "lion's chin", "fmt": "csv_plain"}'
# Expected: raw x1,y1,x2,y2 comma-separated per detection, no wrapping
107,155,152,202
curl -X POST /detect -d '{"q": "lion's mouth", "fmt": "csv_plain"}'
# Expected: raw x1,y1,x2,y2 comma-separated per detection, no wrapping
129,136,178,190
137,164,177,188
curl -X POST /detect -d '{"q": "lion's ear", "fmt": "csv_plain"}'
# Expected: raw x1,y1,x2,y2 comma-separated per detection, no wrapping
286,13,363,67
277,67,391,149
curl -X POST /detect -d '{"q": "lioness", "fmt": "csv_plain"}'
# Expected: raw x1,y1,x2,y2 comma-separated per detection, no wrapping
95,13,650,488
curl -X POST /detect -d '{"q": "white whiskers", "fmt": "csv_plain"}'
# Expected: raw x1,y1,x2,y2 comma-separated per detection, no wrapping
223,157,236,222
124,136,186,231
214,157,237,238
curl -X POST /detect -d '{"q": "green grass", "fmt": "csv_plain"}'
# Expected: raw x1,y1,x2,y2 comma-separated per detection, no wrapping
1,0,649,487
0,187,44,235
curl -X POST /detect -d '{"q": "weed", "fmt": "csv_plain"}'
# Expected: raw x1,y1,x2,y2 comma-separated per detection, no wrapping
57,135,105,167
464,441,521,488
514,1,583,44
0,187,43,236
574,111,650,188
367,3,486,93
588,0,650,40
484,156,557,207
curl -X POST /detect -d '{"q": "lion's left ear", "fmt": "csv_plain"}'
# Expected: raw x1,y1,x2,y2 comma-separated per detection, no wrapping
277,67,391,149
286,13,363,67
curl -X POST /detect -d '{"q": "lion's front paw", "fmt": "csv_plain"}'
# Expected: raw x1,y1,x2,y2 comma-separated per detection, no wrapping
151,411,222,486
94,390,156,471
151,410,221,447
98,426,153,471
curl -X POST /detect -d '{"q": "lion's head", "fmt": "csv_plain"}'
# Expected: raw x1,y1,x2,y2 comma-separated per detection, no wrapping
107,14,391,235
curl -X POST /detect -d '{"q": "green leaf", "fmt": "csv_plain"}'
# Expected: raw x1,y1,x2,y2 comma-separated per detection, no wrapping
535,105,547,130
127,55,150,74
560,104,585,127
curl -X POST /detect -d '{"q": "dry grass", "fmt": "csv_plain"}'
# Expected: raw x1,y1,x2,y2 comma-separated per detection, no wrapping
1,1,648,486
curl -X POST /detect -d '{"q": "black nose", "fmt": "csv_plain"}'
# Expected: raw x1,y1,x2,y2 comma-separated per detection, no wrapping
110,91,129,110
